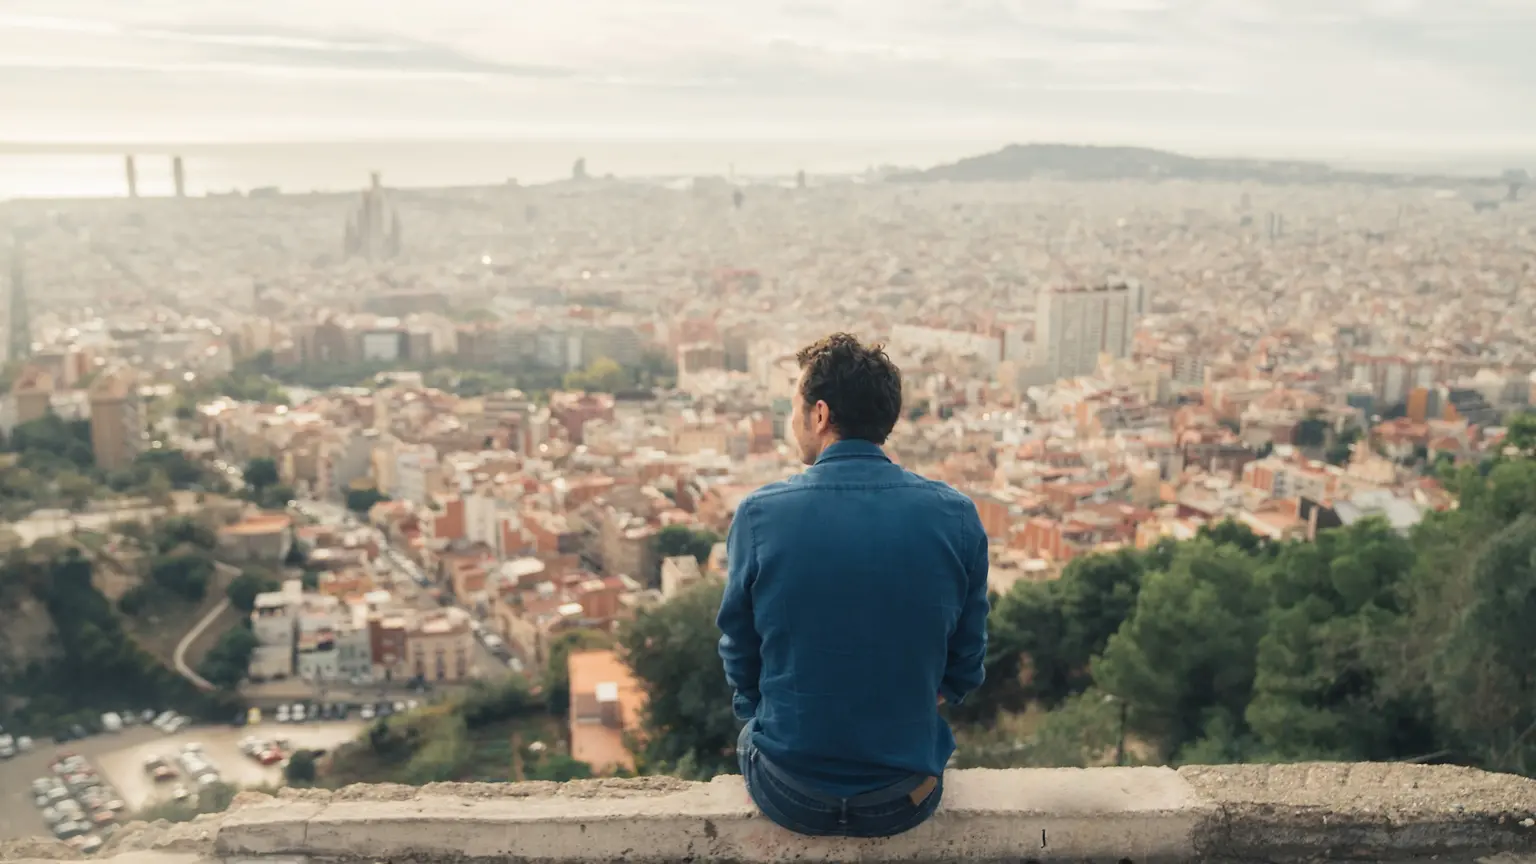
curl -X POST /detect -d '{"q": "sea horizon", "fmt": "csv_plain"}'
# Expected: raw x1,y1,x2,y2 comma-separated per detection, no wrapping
2,137,1531,202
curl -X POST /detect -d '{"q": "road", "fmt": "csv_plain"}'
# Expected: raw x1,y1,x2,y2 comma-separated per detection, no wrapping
293,498,518,683
173,596,229,691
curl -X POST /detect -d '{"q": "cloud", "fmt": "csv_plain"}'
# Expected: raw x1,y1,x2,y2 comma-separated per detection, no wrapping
1,0,1534,150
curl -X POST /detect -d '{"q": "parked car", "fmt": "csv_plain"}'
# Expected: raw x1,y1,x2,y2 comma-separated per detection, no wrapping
275,704,291,723
52,821,89,840
100,712,123,733
359,703,376,721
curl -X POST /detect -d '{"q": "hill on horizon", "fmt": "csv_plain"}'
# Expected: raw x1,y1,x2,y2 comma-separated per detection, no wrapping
890,142,1497,187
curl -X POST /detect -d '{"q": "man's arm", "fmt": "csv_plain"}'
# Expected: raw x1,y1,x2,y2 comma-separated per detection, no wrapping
716,503,762,722
939,526,989,706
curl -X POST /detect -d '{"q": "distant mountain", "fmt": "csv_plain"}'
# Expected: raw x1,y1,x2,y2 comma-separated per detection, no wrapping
890,143,1496,187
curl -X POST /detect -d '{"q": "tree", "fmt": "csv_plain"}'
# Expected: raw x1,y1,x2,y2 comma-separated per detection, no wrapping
1198,519,1268,556
243,457,279,492
1246,519,1430,761
150,551,214,601
562,357,630,393
1428,514,1536,774
1092,541,1268,761
285,751,318,784
1326,428,1362,466
400,715,472,784
145,468,173,506
1293,417,1328,448
197,625,259,689
346,487,389,514
963,549,1146,721
617,580,737,778
955,689,1125,769
153,516,216,552
134,449,206,489
526,752,594,782
543,629,614,714
654,525,719,565
259,483,294,509
227,571,279,614
55,471,98,510
1504,412,1536,457
459,678,538,728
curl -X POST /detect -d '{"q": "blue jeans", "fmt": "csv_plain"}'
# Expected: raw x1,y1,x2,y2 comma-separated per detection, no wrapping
736,721,943,838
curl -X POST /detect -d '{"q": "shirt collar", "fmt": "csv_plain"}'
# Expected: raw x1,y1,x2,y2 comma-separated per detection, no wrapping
814,439,891,465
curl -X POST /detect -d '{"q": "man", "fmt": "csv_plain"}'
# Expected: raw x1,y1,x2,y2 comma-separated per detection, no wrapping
717,333,989,838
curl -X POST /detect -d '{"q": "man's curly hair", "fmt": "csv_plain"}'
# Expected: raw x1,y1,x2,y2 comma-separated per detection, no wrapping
794,333,903,445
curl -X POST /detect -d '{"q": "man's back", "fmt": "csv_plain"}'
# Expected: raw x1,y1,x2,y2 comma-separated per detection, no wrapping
718,439,990,797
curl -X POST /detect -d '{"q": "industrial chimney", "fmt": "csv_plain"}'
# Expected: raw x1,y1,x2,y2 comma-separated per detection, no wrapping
172,156,186,198
125,156,138,198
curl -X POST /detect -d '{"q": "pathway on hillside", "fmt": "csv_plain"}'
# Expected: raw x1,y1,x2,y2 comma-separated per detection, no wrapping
173,563,240,691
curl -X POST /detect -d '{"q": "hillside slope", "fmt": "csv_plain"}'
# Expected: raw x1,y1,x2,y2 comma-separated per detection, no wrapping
890,142,1492,187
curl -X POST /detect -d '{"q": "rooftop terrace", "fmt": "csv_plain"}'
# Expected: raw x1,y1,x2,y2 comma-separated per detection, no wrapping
3,763,1533,864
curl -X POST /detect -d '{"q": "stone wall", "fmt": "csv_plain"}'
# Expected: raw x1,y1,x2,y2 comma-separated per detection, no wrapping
4,763,1535,863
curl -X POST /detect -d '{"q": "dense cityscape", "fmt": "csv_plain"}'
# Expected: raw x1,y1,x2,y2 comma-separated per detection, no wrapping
2,145,1535,853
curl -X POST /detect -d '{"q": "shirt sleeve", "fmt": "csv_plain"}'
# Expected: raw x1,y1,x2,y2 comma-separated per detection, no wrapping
939,523,989,706
716,502,762,721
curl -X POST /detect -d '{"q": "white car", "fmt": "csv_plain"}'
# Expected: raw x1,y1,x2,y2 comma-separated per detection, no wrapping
359,704,376,721
101,712,123,733
275,704,291,723
291,703,307,723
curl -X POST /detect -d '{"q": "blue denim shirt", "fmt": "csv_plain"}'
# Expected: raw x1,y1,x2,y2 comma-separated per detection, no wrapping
717,439,989,797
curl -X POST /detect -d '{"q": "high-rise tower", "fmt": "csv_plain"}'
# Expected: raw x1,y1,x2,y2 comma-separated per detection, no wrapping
1035,284,1135,381
7,240,31,362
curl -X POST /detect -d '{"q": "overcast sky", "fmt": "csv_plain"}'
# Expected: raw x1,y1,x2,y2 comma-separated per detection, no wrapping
2,0,1533,157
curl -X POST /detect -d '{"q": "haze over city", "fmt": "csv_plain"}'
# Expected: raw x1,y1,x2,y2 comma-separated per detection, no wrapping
3,1,1536,860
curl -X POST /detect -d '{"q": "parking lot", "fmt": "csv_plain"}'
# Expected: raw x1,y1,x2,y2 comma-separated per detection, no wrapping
0,720,363,844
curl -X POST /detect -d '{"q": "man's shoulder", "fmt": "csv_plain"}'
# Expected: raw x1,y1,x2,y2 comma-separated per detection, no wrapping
739,476,808,510
742,469,977,514
903,470,974,506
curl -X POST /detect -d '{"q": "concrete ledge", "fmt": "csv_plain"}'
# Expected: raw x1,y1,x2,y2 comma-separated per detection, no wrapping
1181,763,1536,861
217,767,1209,862
8,763,1535,863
